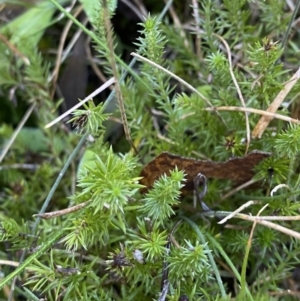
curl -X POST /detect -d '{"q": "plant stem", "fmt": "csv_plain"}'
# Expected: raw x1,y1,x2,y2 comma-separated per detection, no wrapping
0,228,64,290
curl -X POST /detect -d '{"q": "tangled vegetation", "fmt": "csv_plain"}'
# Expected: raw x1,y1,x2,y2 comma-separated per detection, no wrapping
1,0,300,300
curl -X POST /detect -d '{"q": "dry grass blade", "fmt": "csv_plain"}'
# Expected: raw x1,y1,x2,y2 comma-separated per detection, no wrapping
218,201,260,224
45,77,115,129
205,106,300,124
217,211,300,240
252,67,300,138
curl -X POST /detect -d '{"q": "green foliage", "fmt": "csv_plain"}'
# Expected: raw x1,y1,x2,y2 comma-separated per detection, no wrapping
128,218,168,261
274,124,300,157
68,101,109,135
140,168,186,226
77,147,141,214
2,0,300,300
168,240,212,282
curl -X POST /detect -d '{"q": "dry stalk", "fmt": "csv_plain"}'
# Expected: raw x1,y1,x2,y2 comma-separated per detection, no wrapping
45,77,115,128
252,67,300,138
205,106,300,124
33,201,90,219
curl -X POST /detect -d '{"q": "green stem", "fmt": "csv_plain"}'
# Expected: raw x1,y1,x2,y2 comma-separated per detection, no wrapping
0,228,64,290
7,134,88,300
240,231,252,298
206,233,254,300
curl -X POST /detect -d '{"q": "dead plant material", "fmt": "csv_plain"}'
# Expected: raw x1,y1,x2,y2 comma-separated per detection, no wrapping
140,151,271,194
252,67,300,138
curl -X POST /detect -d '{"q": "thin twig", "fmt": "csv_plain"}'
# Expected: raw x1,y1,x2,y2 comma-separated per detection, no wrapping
204,106,300,124
249,217,300,240
204,210,300,222
216,212,300,240
0,103,36,163
202,209,300,240
214,34,250,154
45,77,115,128
33,201,90,219
102,0,138,154
218,201,260,225
60,17,89,65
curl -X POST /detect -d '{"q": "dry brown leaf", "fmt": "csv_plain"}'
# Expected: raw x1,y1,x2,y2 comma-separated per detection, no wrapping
140,151,271,194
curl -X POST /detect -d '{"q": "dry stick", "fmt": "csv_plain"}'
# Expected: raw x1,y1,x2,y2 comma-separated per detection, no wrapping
0,103,36,163
252,67,300,138
215,211,300,222
45,77,115,128
50,5,84,98
205,106,300,124
217,211,300,240
218,201,260,225
248,217,300,240
0,34,30,65
33,201,90,219
102,0,138,155
214,34,250,154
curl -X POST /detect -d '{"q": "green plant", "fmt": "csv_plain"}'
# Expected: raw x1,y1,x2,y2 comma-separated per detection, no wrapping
1,0,300,300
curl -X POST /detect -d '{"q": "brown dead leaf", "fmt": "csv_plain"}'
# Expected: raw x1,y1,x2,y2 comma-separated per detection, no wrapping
140,151,271,194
